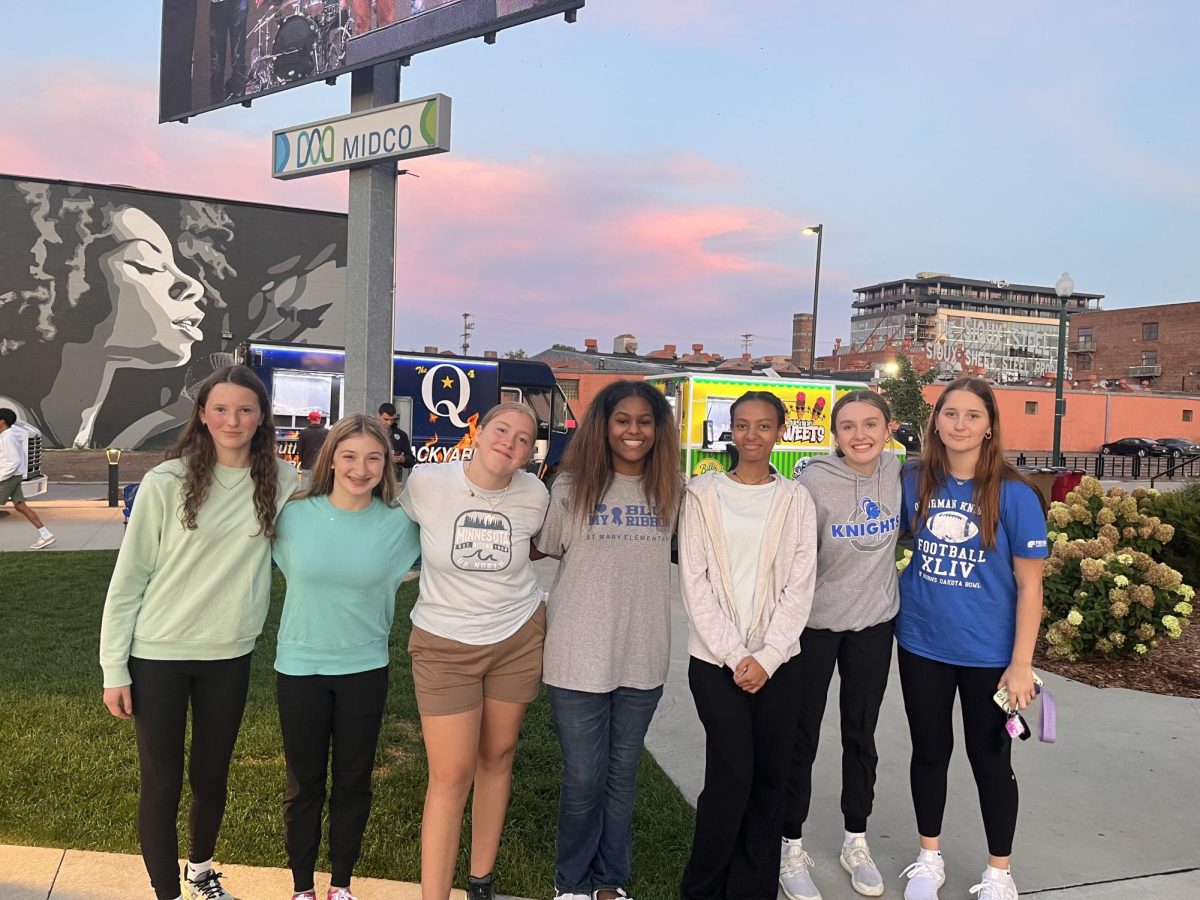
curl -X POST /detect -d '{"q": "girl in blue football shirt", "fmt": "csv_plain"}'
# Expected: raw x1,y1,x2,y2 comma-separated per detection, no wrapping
896,377,1047,900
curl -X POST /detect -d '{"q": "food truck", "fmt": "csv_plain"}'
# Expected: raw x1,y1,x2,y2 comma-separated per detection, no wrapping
237,341,576,479
644,372,906,480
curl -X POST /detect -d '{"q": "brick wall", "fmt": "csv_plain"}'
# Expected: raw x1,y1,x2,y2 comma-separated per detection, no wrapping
1070,300,1200,390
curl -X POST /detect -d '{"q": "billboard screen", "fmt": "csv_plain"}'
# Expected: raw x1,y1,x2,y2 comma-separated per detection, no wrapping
0,175,348,449
160,0,584,123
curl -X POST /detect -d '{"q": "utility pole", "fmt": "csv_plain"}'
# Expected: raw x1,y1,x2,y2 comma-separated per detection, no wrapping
740,333,754,355
461,312,475,356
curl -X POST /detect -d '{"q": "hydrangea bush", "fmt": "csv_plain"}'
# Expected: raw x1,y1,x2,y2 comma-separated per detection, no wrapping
1042,477,1193,660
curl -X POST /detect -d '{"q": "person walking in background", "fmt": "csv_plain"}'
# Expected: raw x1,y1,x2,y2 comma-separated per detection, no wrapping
896,377,1047,900
98,365,296,900
779,392,901,900
400,402,549,900
273,414,420,900
0,407,55,549
679,391,817,900
533,381,682,900
296,410,328,490
377,402,416,486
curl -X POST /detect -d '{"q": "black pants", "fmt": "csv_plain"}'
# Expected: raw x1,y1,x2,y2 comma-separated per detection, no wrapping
681,656,804,900
208,0,248,101
277,666,390,890
897,646,1018,857
129,654,253,900
784,619,894,837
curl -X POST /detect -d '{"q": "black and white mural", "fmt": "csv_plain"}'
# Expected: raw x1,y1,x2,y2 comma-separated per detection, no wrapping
0,176,347,449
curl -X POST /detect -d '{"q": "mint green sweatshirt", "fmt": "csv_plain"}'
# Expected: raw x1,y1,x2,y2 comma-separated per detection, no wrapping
99,457,299,688
272,495,420,676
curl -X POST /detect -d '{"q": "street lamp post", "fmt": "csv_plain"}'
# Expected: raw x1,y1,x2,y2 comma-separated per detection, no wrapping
802,224,823,375
1052,271,1075,466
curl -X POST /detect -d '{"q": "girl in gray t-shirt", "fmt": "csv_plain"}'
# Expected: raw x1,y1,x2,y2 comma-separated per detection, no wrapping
534,381,681,900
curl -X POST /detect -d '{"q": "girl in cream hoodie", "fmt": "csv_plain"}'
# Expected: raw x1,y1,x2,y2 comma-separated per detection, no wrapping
678,391,817,900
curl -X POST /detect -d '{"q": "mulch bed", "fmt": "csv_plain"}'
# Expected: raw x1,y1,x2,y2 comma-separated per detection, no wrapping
1035,621,1200,699
41,450,165,483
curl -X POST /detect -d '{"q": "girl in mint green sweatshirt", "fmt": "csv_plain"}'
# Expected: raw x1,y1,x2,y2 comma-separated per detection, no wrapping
99,365,297,900
271,414,420,900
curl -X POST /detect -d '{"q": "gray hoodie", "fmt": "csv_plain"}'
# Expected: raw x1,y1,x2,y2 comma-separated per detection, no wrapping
797,452,901,631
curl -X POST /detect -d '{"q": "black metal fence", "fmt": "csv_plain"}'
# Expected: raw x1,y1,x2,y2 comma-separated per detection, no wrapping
1009,453,1200,483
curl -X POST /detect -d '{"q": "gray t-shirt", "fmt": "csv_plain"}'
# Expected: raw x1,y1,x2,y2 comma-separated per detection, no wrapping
537,473,676,692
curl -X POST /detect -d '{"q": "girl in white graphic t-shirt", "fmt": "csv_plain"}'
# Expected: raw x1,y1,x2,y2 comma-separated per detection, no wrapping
400,402,549,900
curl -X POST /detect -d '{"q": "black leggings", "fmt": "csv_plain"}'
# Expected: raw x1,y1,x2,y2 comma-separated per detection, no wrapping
784,619,894,837
277,666,390,891
129,654,253,900
681,656,804,900
897,646,1017,858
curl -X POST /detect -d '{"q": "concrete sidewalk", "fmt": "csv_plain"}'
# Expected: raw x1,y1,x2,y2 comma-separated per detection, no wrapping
643,569,1200,899
0,845,494,900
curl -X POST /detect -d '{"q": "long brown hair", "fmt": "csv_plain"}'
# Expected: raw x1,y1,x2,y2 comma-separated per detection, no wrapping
298,414,398,505
166,365,281,538
559,380,681,530
915,376,1032,550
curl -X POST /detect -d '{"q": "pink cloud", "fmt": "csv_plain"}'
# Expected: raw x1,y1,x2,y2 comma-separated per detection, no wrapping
2,66,848,357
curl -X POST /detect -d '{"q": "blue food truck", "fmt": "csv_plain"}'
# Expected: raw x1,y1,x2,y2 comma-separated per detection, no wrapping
237,341,576,478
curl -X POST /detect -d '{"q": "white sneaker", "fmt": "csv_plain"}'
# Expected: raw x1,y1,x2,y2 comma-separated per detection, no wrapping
30,534,56,550
591,892,629,900
840,837,884,896
968,869,1018,900
779,841,822,900
899,851,945,900
182,870,237,900
553,893,589,900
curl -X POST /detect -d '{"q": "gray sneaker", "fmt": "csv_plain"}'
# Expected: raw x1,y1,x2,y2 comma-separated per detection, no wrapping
840,837,884,896
779,841,822,900
182,870,237,900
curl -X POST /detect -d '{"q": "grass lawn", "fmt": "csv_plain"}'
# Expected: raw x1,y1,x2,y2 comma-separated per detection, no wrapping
0,552,696,899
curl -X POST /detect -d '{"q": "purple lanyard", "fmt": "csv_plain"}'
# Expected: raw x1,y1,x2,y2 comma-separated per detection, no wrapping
1038,687,1057,743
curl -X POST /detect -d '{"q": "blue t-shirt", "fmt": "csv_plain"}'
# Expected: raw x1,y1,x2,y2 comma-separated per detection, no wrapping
898,470,1047,667
272,494,421,676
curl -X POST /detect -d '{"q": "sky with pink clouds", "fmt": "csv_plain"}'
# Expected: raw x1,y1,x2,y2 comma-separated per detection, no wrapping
2,1,1198,359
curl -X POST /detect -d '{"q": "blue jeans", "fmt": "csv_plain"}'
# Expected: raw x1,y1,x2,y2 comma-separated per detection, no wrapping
547,684,663,894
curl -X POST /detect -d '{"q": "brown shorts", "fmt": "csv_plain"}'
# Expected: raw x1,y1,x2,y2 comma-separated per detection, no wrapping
408,604,545,716
0,475,25,506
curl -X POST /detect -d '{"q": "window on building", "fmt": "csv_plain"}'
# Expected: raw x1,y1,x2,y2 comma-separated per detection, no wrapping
1076,357,1092,372
1078,327,1093,346
558,378,580,400
1142,350,1158,367
1025,401,1038,415
1184,410,1194,423
1143,322,1159,341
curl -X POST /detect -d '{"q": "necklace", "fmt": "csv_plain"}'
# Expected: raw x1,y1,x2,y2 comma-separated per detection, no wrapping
465,460,510,512
213,466,251,491
730,468,773,486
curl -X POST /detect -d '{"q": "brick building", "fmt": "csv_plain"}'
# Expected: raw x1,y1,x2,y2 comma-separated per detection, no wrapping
1068,300,1200,392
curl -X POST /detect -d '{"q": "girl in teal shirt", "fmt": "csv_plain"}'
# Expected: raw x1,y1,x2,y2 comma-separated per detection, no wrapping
272,414,421,900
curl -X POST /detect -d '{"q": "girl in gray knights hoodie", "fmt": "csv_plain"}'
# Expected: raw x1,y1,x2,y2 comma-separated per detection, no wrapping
778,391,902,900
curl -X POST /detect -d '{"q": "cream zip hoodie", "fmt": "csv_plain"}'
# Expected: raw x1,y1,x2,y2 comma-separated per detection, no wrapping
679,472,817,676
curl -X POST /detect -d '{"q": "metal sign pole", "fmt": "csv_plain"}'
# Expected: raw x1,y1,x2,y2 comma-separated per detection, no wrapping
344,61,400,416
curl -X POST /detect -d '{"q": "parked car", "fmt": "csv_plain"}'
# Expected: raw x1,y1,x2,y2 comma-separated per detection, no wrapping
892,422,923,455
1099,437,1168,458
1153,437,1200,459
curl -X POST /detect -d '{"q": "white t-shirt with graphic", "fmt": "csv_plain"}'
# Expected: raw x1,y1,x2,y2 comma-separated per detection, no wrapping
401,461,549,645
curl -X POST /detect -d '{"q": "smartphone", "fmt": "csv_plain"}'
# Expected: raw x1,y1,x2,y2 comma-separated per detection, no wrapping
993,672,1044,713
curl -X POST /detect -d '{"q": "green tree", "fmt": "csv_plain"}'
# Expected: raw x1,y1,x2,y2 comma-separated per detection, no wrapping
550,343,577,351
504,348,529,359
880,354,936,431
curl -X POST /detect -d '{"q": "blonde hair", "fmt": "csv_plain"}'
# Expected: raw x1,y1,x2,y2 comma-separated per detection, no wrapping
475,401,540,466
296,414,398,505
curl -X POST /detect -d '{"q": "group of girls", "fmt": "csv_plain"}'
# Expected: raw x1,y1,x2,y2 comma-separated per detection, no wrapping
99,364,1046,900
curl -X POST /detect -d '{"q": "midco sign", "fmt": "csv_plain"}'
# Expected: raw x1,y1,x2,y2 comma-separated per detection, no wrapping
272,94,452,180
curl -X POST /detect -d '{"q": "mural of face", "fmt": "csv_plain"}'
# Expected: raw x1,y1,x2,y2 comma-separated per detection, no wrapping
100,207,205,367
